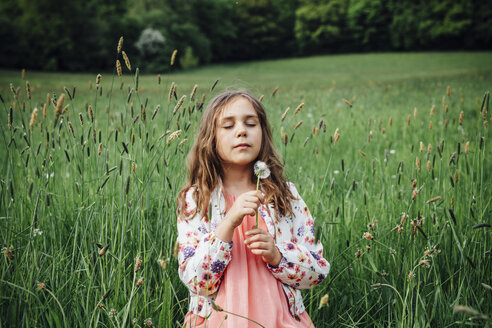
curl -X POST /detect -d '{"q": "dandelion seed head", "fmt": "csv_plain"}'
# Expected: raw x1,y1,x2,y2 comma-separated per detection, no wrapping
254,161,270,179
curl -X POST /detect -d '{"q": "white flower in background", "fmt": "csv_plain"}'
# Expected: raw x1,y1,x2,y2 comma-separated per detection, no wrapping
333,170,340,175
33,228,43,237
135,28,166,57
254,161,270,179
390,149,396,154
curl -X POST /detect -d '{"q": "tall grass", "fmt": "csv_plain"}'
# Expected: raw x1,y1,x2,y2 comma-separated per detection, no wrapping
0,50,491,327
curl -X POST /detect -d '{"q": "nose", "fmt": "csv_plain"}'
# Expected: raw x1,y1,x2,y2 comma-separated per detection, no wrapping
236,123,247,138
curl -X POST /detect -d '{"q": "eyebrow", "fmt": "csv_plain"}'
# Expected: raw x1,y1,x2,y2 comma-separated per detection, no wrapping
219,114,259,123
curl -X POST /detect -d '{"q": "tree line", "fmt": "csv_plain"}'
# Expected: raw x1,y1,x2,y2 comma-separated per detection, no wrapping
1,0,490,72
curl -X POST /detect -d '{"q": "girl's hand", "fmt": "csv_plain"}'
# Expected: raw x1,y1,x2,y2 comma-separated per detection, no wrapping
244,229,282,266
215,190,264,243
225,190,264,228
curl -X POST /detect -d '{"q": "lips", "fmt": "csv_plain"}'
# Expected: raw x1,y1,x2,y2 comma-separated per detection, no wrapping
234,143,250,149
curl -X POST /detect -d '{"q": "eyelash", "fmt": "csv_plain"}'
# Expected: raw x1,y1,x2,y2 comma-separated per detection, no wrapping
223,123,256,129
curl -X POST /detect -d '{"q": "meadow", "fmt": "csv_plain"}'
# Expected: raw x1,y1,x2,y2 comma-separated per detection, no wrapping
0,50,491,327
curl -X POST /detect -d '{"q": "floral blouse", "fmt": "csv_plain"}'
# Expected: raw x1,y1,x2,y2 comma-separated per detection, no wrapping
177,182,330,318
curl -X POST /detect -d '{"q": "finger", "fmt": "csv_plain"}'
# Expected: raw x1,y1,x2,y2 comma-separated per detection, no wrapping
247,241,271,250
245,228,267,236
239,208,256,217
244,233,270,244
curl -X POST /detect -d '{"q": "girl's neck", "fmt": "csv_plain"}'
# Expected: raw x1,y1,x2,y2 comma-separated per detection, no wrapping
221,163,256,196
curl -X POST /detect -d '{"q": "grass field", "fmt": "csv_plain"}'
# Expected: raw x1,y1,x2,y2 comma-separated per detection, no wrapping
1,51,491,327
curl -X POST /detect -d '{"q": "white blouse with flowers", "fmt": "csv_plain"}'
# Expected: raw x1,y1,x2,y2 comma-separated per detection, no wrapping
177,182,330,318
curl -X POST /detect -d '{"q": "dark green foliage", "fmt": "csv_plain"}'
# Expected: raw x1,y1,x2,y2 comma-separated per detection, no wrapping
0,0,490,72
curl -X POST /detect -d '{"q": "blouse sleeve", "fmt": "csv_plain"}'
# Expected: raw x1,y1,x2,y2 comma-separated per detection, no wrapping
177,188,233,296
267,183,330,289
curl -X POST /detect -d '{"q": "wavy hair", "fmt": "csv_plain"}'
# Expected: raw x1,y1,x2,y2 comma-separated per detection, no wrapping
177,89,295,220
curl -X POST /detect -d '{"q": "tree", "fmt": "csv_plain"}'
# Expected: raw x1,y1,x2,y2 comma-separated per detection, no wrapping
295,0,349,54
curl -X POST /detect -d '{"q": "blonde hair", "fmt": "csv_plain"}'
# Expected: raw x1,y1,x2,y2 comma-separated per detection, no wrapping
177,89,295,220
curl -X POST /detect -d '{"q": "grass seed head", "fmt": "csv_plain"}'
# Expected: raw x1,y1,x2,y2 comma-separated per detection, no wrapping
272,86,279,96
116,60,122,76
170,49,178,66
419,141,423,152
135,256,142,272
173,96,186,114
294,102,304,115
429,120,432,129
363,232,374,240
122,51,131,71
446,85,451,96
459,111,464,125
412,189,419,200
37,282,45,290
136,277,144,287
117,36,123,53
414,107,418,118
281,107,290,121
416,157,421,171
407,115,411,126
355,249,362,259
29,107,38,130
190,84,198,100
167,130,182,144
96,74,102,86
43,103,47,118
54,94,65,116
258,94,264,102
21,68,25,79
26,81,31,99
427,160,431,171
2,246,13,260
342,98,352,107
430,105,435,116
144,318,153,327
157,74,161,84
465,141,469,154
318,294,329,309
293,121,303,130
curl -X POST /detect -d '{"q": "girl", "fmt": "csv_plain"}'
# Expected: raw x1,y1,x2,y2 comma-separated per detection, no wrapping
177,89,330,327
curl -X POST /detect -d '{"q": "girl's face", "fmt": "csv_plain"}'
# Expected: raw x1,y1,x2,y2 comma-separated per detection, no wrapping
215,97,262,168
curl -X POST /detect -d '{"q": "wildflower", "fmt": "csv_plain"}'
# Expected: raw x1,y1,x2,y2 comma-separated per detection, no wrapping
362,232,374,240
2,246,13,260
109,308,117,317
157,258,168,269
37,282,45,290
32,228,43,237
408,271,414,282
318,294,329,309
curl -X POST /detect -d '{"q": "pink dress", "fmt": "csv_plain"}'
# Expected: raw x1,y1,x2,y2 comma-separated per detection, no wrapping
183,192,314,328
